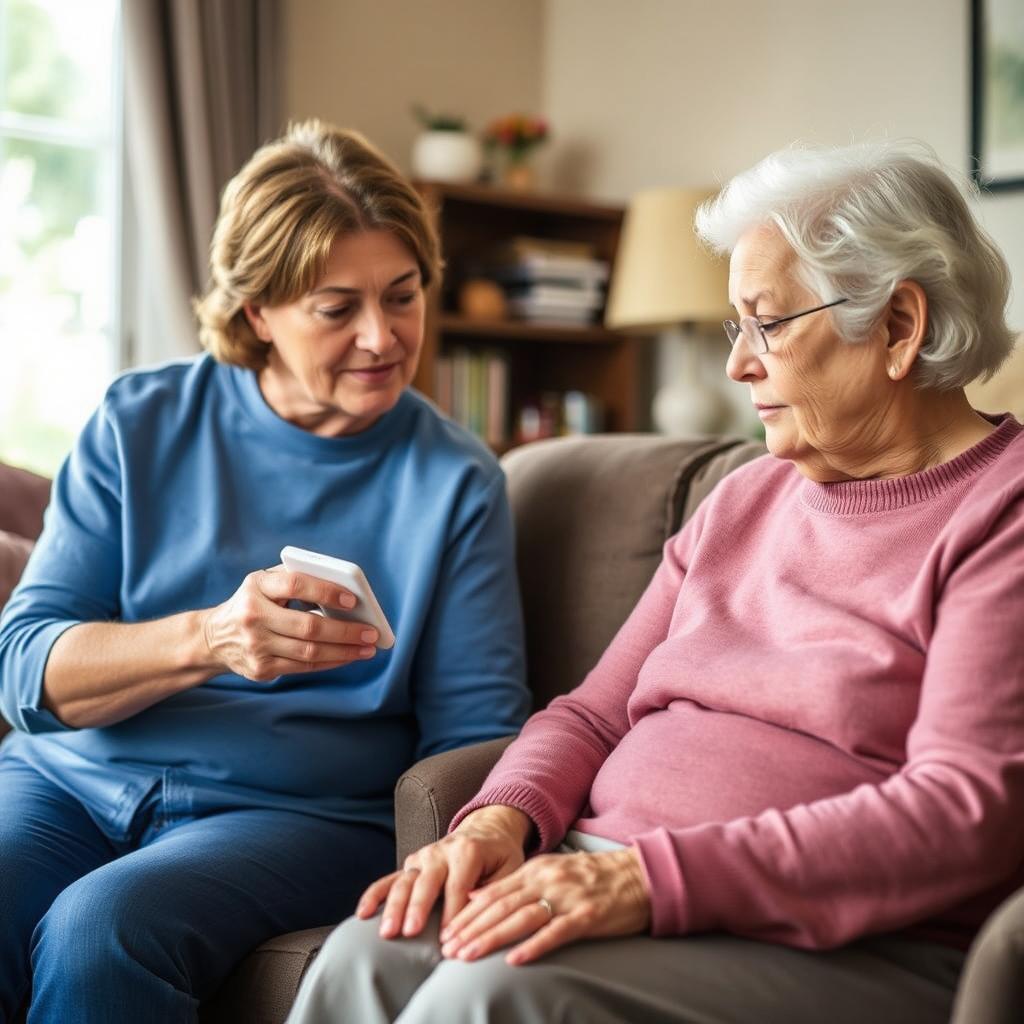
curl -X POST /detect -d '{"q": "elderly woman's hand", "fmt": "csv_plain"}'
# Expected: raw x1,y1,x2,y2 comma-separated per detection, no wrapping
438,847,651,965
356,805,533,939
200,567,378,681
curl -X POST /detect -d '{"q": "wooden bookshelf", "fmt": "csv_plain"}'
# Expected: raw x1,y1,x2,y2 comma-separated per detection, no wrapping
413,181,650,450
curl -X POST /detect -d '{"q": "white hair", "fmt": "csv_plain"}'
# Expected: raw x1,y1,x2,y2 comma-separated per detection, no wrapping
695,141,1015,390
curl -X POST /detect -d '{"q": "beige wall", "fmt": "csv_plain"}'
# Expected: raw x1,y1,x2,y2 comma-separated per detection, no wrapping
540,0,1024,413
284,0,544,175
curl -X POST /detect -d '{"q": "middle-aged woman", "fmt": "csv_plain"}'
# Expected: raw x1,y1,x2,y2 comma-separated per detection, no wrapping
286,141,1024,1024
0,120,529,1023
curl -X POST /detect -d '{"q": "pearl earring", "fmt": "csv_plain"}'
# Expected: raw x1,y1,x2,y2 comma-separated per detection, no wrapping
889,366,898,378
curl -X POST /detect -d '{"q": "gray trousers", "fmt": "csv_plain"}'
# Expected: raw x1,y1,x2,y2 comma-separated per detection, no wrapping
285,910,964,1024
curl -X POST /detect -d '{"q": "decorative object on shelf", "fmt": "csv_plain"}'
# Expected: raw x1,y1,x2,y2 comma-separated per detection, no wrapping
483,113,548,190
605,186,733,437
457,279,507,321
515,390,603,445
410,105,482,184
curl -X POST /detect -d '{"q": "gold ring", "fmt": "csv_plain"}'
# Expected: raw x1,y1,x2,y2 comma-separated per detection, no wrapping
537,896,554,918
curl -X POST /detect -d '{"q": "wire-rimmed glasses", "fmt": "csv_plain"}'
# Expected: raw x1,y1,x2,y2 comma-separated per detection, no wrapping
723,298,849,354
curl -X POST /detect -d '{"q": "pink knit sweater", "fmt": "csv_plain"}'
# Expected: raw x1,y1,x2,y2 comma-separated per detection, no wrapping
453,415,1024,950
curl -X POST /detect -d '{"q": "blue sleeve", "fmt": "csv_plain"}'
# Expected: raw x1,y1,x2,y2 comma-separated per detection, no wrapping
0,400,124,733
411,471,530,758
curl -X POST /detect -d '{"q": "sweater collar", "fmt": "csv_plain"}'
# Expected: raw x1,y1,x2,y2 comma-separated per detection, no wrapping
800,414,1022,515
226,363,415,459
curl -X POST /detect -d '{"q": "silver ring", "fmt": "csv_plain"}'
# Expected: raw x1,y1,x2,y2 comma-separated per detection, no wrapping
536,896,554,918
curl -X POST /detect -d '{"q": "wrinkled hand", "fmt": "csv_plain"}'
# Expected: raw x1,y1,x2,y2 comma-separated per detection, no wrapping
356,805,533,938
200,566,379,681
439,847,651,965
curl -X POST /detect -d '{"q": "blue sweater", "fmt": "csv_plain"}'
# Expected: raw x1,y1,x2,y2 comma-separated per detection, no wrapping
0,356,529,837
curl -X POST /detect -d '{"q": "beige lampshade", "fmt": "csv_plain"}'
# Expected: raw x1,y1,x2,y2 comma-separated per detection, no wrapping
605,186,731,330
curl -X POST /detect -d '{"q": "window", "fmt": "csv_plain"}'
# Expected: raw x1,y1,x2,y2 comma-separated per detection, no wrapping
0,0,121,477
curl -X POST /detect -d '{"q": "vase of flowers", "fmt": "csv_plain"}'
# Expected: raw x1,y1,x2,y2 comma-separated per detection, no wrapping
484,113,549,190
410,105,483,184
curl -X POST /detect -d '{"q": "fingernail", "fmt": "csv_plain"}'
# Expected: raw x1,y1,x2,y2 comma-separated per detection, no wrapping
439,927,451,942
403,915,419,935
441,941,457,957
460,944,478,960
506,950,523,965
361,629,378,643
380,916,394,935
360,646,376,658
341,594,357,609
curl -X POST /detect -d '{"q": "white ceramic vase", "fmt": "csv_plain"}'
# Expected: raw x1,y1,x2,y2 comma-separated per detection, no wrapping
411,131,483,184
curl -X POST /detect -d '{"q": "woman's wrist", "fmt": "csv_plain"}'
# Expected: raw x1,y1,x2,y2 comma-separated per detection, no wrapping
457,804,535,848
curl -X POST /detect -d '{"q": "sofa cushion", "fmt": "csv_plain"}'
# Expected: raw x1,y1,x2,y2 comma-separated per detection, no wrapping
0,462,51,541
0,529,34,610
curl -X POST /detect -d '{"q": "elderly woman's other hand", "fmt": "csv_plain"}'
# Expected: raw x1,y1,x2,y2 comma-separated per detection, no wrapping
199,567,379,681
356,805,533,939
439,846,651,965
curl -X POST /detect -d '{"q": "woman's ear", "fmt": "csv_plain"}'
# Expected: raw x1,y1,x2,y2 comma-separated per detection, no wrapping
243,303,273,343
884,280,927,381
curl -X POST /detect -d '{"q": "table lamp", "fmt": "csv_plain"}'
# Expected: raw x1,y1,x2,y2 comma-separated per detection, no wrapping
605,186,733,435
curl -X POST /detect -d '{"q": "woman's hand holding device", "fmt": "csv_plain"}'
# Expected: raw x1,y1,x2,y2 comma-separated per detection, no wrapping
199,556,383,682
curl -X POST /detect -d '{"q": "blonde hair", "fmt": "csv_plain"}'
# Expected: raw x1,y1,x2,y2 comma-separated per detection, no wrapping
195,119,442,368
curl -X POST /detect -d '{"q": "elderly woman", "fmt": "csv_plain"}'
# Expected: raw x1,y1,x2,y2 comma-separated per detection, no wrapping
286,141,1024,1024
0,121,529,1023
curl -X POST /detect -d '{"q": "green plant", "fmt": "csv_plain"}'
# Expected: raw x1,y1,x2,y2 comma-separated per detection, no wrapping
411,104,468,132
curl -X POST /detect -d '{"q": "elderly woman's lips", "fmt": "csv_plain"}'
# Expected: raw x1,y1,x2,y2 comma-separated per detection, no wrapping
347,364,398,381
755,404,786,418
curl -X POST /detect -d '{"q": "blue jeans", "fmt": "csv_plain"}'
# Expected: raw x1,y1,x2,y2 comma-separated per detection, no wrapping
0,754,393,1023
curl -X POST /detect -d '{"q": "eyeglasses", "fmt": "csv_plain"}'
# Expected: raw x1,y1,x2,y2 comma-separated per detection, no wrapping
723,297,849,354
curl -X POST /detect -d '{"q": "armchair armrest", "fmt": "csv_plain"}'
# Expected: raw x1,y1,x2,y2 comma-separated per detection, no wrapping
394,735,515,865
950,883,1024,1024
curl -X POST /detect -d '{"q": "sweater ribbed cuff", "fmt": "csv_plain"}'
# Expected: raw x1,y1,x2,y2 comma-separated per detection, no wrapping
449,782,569,852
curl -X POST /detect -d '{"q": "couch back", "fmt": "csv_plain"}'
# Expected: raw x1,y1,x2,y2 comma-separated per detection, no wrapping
502,434,766,710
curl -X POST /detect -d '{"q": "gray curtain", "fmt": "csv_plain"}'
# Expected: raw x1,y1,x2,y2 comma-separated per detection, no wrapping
123,0,282,363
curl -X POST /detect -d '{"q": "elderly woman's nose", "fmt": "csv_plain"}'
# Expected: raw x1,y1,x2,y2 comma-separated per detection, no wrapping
726,334,765,382
356,304,398,353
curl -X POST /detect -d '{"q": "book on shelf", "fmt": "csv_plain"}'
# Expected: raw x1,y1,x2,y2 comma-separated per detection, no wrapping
505,298,599,325
476,237,609,325
501,282,605,305
492,235,597,261
434,348,509,448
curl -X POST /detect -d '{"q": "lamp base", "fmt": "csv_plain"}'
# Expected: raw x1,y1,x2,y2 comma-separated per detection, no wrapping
652,379,731,437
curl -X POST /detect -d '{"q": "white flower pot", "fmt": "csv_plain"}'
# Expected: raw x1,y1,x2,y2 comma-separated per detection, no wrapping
411,131,482,184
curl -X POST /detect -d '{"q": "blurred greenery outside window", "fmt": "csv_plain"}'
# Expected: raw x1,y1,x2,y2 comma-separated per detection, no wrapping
0,0,121,477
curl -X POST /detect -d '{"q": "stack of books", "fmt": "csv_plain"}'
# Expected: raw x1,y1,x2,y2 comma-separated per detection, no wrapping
487,237,609,326
435,348,509,447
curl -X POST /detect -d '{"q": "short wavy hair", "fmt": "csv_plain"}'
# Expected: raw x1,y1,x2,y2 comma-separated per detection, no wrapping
195,119,442,368
695,141,1014,390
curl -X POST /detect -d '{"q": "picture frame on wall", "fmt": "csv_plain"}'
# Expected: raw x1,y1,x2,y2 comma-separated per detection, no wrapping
971,0,1024,191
